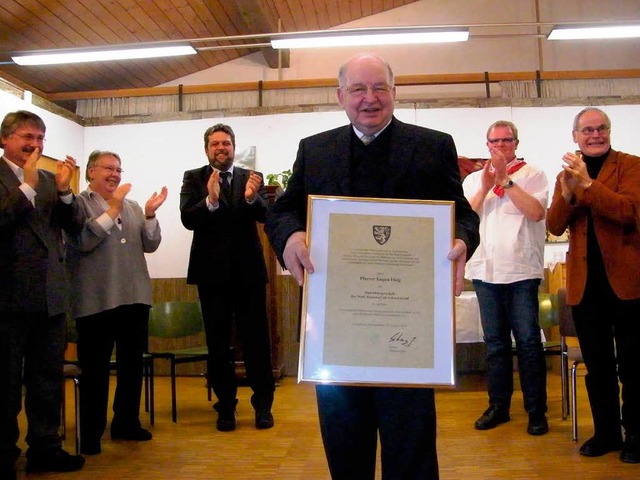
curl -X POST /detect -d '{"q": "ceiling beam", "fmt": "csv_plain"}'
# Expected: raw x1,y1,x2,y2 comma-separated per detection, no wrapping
42,69,640,102
0,70,48,98
231,0,290,69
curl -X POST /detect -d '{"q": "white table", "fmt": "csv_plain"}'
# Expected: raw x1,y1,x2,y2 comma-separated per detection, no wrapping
455,291,483,343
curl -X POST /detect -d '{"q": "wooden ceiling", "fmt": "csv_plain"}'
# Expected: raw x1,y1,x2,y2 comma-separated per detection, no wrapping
0,0,419,96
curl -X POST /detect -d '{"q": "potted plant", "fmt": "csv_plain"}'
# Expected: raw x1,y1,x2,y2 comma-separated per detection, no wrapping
266,169,292,190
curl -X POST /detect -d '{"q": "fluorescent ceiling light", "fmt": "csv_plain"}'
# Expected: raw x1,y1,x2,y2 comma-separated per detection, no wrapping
271,29,468,49
548,25,640,40
12,45,197,66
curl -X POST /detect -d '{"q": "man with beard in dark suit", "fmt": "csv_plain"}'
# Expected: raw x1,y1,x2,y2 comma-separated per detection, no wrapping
180,123,275,432
265,54,480,479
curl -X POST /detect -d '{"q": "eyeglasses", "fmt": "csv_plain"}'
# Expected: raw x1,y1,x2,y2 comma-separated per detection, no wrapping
94,165,124,174
344,83,393,98
11,132,46,143
487,137,516,144
577,125,610,135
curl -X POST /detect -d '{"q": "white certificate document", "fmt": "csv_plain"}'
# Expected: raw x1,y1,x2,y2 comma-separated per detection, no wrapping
299,196,456,387
324,213,434,368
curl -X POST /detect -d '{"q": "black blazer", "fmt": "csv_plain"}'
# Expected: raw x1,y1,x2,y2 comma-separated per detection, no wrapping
265,117,480,263
0,160,73,315
180,164,268,286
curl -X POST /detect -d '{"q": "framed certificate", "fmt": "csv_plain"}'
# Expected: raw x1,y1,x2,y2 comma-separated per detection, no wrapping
37,155,80,193
299,195,456,387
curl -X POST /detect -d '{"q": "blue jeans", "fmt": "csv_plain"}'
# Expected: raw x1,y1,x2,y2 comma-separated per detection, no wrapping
473,279,547,415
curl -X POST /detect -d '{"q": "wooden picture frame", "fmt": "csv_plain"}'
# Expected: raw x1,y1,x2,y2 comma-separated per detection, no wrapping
37,155,80,193
545,227,569,243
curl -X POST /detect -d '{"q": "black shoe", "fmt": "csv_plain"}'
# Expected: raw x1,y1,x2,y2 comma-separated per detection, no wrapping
621,434,640,463
111,425,153,441
255,410,274,429
25,447,85,473
214,400,238,432
527,413,549,436
474,406,510,430
579,435,623,457
80,441,102,455
0,464,16,480
216,411,236,432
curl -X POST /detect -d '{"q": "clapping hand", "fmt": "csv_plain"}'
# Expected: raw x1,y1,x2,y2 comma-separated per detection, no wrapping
488,146,508,184
561,151,591,189
23,148,41,189
107,183,132,214
55,155,77,192
207,170,221,203
245,171,262,202
559,151,590,201
145,186,168,217
479,158,496,192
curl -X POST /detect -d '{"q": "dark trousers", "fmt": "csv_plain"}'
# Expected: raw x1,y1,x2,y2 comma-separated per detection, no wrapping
75,304,149,444
0,311,66,465
573,279,640,439
316,385,438,480
473,279,547,414
198,283,275,412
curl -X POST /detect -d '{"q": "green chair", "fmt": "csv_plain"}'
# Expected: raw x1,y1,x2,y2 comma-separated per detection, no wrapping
511,293,563,413
62,359,81,455
62,316,81,454
538,292,561,351
558,288,585,442
511,292,561,352
147,301,210,423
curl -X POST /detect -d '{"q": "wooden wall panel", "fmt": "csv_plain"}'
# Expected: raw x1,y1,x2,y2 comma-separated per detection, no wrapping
151,277,199,303
275,273,301,377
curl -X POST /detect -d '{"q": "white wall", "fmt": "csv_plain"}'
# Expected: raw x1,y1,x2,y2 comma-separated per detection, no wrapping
5,90,637,278
81,111,343,278
77,102,639,278
0,91,85,162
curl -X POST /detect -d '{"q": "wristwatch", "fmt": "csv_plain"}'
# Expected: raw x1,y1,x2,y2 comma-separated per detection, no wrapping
502,179,514,189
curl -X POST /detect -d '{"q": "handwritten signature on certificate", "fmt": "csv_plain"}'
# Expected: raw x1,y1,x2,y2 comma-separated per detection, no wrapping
389,331,417,349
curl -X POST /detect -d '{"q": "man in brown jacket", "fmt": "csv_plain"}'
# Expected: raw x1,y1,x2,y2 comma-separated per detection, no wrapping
547,107,640,464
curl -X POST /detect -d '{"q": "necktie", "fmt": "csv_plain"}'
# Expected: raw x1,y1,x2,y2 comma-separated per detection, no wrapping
361,135,375,145
220,171,232,199
493,160,526,198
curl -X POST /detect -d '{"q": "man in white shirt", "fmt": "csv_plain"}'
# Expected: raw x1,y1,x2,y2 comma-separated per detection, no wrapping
464,120,550,435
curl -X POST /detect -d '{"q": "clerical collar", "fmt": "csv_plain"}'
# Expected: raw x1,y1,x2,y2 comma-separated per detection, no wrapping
353,119,392,142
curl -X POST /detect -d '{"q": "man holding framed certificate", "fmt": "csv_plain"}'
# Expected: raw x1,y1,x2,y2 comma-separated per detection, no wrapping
265,54,480,480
